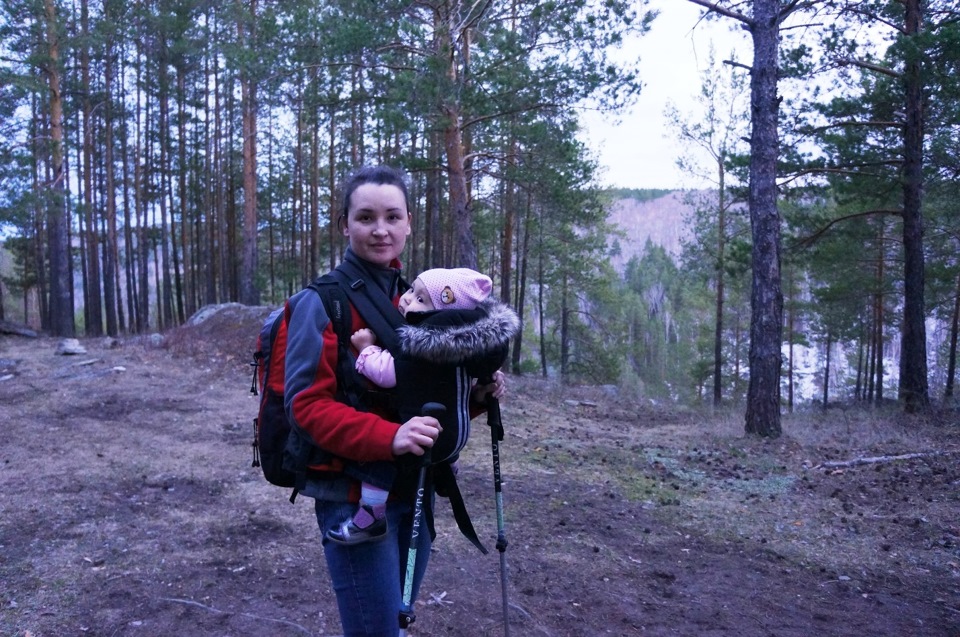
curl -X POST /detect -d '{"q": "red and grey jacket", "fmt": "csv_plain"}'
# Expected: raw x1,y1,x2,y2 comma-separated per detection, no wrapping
277,249,405,501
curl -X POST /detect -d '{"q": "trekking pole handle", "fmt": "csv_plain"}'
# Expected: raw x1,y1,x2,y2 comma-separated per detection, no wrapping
421,402,446,419
420,402,445,465
480,375,505,442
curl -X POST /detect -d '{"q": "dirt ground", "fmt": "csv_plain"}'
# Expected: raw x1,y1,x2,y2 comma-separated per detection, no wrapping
1,305,959,637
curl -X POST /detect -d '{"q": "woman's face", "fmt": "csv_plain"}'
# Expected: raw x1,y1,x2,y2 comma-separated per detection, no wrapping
343,183,411,267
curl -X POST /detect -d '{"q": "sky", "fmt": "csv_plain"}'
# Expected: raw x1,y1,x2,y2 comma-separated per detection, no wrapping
578,0,750,191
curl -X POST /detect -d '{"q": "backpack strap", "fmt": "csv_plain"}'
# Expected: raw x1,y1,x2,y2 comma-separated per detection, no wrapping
307,275,365,409
330,260,406,353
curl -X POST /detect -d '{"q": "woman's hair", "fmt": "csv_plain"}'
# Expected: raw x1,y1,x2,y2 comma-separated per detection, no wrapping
340,165,410,224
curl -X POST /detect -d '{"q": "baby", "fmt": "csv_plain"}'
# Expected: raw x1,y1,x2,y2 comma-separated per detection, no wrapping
326,268,517,546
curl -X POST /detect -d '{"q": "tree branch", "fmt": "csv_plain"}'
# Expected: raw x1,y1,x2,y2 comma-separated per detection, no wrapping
812,450,959,470
792,209,903,250
836,57,901,78
799,119,902,134
159,598,313,635
723,58,752,72
687,0,753,26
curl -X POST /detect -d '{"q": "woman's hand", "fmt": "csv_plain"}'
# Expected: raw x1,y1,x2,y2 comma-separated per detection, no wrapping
471,369,506,404
392,416,442,457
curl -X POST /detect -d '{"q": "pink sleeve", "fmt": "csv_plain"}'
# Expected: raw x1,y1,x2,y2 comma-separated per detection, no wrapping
355,345,397,388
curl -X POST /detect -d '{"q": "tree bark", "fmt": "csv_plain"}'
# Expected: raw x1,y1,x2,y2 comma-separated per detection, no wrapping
873,220,885,405
437,6,476,269
443,108,475,268
177,63,195,318
103,14,119,336
43,0,74,337
239,0,260,305
897,0,929,412
945,268,960,399
328,106,337,273
744,0,783,437
713,160,726,407
80,0,103,336
501,127,517,304
512,190,532,375
157,54,174,328
822,333,831,409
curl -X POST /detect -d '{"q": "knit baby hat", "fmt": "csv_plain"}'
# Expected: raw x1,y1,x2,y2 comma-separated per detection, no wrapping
416,268,493,311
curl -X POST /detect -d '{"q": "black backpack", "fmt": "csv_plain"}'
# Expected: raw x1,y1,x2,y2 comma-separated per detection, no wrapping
250,262,405,492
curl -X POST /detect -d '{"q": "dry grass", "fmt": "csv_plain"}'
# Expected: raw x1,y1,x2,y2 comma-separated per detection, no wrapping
493,375,960,588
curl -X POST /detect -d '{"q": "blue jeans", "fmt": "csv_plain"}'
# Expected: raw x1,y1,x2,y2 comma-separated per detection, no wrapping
315,496,432,637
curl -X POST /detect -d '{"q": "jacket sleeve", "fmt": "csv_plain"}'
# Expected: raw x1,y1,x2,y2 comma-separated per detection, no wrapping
355,345,398,388
283,288,399,462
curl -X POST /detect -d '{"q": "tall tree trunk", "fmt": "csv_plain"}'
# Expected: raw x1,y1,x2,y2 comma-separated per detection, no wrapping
177,64,195,318
239,0,260,305
328,106,337,272
443,107,474,268
944,268,960,399
744,0,783,437
120,42,138,333
853,325,867,401
713,161,727,407
267,108,277,299
874,220,885,405
560,274,569,380
309,110,320,279
43,0,74,337
136,54,150,332
512,190,532,375
822,333,831,409
292,104,304,290
786,268,795,413
538,211,547,378
501,125,517,304
80,0,103,336
206,23,220,306
866,303,876,401
435,10,475,269
103,17,119,336
897,0,929,412
426,130,442,267
157,57,174,327
31,96,49,327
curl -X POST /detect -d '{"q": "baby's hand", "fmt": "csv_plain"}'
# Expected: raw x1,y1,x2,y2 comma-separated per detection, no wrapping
351,328,376,351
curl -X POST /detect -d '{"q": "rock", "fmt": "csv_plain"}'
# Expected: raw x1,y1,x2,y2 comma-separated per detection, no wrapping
0,320,38,338
55,338,88,355
186,303,248,326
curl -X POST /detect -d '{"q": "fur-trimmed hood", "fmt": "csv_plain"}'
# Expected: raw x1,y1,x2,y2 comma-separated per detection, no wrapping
397,298,520,366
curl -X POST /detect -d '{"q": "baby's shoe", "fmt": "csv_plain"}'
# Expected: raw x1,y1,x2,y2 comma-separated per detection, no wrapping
326,504,388,545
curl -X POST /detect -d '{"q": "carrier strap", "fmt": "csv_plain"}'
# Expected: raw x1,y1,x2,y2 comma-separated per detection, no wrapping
434,463,488,554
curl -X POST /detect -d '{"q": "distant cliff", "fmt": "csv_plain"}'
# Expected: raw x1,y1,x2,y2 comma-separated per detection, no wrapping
606,190,710,271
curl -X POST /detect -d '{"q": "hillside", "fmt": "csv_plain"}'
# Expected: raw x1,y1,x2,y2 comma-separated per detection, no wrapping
606,190,708,270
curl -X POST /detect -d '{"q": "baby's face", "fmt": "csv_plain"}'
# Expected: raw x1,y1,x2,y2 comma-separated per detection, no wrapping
399,278,435,316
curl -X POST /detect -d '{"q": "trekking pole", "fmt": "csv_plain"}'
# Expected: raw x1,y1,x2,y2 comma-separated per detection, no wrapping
399,402,446,637
485,384,511,637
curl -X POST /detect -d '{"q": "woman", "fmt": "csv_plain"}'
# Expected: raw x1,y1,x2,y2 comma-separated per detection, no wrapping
282,165,503,636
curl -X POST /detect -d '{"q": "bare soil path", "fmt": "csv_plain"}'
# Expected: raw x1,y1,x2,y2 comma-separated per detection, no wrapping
2,309,958,636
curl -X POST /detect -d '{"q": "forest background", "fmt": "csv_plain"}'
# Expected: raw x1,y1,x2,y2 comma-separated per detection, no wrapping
1,0,959,434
